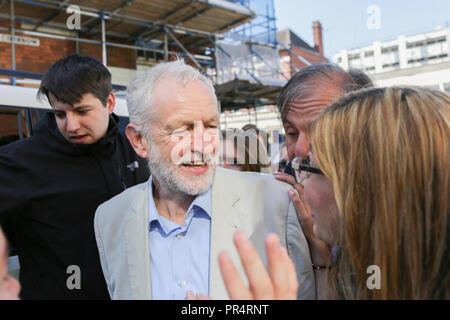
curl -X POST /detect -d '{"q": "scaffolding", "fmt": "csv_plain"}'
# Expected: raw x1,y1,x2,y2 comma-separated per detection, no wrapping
0,0,284,112
0,0,255,71
214,0,286,111
225,0,277,45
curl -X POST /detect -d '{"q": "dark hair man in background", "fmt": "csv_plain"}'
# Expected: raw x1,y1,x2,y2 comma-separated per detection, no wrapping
0,54,149,299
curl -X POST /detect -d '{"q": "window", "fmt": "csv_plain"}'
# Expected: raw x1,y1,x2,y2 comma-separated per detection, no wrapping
364,51,374,57
427,36,446,45
444,83,450,94
407,41,425,49
429,53,448,60
382,62,400,69
348,53,360,61
0,108,30,147
408,57,426,64
382,46,398,53
407,37,446,49
0,107,44,147
408,53,448,64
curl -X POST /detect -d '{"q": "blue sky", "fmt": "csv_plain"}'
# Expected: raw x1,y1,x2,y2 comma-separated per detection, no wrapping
273,0,450,59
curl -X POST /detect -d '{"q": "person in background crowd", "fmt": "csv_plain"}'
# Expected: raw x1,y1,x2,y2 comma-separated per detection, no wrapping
270,143,289,173
0,54,149,299
242,123,270,155
219,129,272,174
219,87,450,300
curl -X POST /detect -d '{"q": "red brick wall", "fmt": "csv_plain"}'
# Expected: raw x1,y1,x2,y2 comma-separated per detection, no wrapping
0,20,136,74
78,39,136,69
280,47,328,78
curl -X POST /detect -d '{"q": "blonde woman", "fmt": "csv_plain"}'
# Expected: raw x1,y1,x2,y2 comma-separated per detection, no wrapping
218,87,450,300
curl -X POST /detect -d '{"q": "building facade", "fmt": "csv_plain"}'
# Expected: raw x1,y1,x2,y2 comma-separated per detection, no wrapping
220,22,329,136
333,26,450,93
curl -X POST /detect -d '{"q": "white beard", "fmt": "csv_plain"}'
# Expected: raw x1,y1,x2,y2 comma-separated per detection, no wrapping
147,138,217,196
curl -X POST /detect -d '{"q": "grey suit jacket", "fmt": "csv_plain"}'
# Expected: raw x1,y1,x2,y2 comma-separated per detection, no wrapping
94,167,315,299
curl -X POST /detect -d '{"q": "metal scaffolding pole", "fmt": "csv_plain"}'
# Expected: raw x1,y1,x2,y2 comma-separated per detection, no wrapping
75,31,80,54
101,11,107,66
35,0,222,39
165,27,203,71
164,30,168,61
10,0,15,85
0,26,210,60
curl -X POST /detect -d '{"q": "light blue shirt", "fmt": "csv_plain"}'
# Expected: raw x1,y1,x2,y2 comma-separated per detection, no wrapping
148,177,211,300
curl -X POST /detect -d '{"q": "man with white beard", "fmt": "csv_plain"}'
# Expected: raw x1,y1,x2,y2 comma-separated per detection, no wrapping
93,60,315,300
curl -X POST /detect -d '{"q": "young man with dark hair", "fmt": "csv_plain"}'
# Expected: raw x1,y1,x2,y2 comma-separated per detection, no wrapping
0,54,149,299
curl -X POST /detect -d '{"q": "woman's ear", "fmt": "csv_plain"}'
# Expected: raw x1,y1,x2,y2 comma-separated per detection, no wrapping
126,123,149,159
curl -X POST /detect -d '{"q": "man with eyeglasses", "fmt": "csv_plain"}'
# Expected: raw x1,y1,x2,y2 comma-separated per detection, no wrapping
273,64,372,299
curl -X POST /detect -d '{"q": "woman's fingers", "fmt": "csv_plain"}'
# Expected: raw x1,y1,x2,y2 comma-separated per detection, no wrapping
287,191,332,265
266,234,297,300
288,189,314,237
281,247,299,298
274,172,298,189
185,290,195,300
218,250,252,300
196,292,212,300
186,290,212,300
219,231,301,300
233,231,274,300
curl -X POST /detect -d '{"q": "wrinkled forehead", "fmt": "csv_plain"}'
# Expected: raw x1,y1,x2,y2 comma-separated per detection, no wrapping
153,77,217,115
152,89,218,133
281,78,345,120
283,84,345,130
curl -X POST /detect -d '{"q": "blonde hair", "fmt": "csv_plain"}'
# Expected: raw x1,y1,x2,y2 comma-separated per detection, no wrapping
309,87,450,299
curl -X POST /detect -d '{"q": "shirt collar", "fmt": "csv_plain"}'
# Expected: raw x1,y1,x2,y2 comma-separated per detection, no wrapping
148,176,212,226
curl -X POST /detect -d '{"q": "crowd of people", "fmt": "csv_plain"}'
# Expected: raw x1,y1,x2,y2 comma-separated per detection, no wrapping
0,54,448,300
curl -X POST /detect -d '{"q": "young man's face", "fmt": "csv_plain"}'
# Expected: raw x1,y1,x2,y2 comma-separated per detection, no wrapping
50,92,115,144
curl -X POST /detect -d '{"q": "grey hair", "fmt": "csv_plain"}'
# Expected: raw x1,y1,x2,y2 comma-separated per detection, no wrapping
126,59,216,138
277,63,373,121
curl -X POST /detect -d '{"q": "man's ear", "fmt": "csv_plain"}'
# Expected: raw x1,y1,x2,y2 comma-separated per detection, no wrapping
106,92,116,115
126,123,149,159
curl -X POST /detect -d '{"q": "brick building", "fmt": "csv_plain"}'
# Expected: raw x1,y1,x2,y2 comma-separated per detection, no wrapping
0,21,136,76
277,21,328,78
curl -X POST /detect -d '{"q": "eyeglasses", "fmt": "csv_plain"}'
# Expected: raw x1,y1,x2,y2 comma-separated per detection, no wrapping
291,154,323,184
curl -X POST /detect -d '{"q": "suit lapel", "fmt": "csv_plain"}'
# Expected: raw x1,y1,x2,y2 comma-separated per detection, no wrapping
125,181,152,299
209,168,247,300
